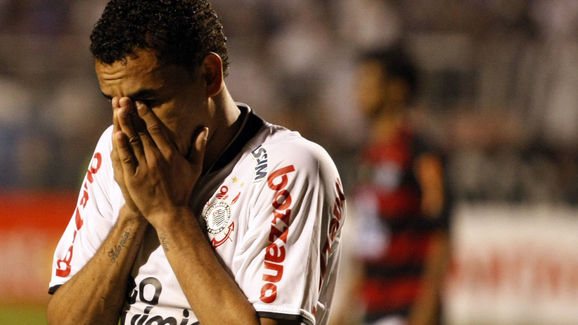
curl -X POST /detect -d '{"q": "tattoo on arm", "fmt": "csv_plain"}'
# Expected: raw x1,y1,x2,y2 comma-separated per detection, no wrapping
108,231,130,263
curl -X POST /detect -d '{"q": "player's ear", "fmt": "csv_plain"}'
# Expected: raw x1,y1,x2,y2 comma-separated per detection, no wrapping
201,52,224,97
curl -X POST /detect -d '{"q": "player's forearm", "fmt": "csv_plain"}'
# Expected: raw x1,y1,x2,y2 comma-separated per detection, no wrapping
153,207,259,325
408,231,450,325
47,207,148,325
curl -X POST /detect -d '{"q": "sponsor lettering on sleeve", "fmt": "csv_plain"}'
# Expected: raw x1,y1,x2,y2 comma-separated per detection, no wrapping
320,179,345,286
55,152,102,277
260,165,295,303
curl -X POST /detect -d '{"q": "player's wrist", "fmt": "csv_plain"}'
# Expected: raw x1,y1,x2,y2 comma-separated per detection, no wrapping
147,205,195,233
118,205,146,225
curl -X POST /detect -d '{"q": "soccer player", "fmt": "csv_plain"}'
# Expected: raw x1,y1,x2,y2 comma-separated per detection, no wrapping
341,46,451,325
46,1,346,324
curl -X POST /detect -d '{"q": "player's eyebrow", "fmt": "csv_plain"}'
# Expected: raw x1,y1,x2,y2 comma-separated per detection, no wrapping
100,89,160,101
128,89,161,101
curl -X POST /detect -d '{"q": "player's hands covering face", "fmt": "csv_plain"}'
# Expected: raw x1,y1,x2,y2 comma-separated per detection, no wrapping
111,97,141,216
112,97,208,227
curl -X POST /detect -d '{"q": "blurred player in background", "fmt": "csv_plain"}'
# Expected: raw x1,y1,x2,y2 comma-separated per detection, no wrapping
46,1,346,324
334,46,451,325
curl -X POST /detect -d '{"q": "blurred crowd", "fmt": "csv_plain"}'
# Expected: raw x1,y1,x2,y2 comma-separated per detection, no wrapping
0,0,577,205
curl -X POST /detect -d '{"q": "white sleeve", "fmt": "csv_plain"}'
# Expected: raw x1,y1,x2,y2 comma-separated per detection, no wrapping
49,126,119,293
233,142,346,325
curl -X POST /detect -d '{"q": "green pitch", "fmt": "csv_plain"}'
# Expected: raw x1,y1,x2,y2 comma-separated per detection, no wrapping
0,305,46,325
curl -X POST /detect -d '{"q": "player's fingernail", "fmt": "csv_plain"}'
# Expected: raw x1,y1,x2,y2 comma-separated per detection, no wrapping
201,127,209,143
136,101,146,113
119,97,130,108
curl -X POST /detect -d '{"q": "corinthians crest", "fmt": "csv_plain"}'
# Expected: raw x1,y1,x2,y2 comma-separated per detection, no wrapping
202,199,235,248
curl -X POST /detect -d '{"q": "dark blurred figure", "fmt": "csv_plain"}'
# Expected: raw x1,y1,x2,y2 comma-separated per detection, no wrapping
337,46,452,325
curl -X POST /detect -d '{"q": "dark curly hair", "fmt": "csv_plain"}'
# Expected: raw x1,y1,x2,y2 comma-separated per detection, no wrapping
359,46,418,104
90,0,229,75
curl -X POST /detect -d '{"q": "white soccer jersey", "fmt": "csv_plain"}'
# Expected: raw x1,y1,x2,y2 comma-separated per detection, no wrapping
49,105,346,325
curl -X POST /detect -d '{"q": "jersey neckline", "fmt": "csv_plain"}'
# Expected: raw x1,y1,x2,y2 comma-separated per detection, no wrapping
207,104,264,173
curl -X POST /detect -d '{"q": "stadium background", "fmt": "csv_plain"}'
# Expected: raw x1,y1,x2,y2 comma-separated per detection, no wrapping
0,0,577,324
